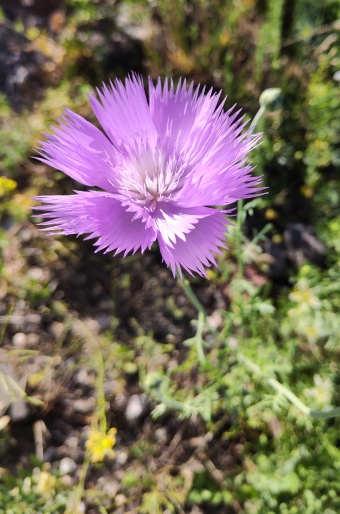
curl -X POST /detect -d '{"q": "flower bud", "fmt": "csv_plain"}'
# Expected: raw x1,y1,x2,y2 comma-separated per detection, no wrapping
259,88,282,110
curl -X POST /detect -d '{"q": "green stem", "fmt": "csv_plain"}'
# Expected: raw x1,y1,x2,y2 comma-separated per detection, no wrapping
235,103,266,280
45,500,68,514
95,347,107,432
195,311,206,366
179,276,207,318
69,451,91,513
177,277,207,365
238,354,340,420
178,278,219,340
250,104,266,131
236,199,244,280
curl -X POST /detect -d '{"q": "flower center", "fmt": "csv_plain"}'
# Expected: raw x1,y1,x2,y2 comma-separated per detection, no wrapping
118,149,185,211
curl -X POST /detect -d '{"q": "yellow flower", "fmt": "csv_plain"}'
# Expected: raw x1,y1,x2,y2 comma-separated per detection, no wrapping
86,427,117,463
301,185,314,198
272,234,282,243
0,177,17,196
265,208,278,220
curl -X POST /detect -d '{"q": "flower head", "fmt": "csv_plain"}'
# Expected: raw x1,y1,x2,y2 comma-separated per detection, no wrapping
0,176,17,196
86,427,117,463
34,75,262,277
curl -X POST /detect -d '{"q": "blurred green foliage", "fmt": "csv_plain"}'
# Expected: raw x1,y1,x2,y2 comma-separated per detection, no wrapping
0,465,70,514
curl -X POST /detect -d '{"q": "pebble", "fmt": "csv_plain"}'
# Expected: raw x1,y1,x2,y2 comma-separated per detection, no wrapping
116,451,128,466
27,267,47,282
125,394,147,422
101,480,119,496
65,436,79,450
27,333,39,347
72,398,95,415
59,457,77,475
75,368,95,387
155,427,167,441
77,502,86,513
12,332,27,348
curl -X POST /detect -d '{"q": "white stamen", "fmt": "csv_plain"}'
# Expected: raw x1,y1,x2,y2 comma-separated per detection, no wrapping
118,149,185,211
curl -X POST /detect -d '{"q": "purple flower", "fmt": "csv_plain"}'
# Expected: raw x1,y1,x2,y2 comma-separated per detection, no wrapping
34,75,262,277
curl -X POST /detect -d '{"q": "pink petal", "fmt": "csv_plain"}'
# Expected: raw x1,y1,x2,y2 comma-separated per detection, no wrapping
155,205,229,277
148,77,223,160
34,191,157,256
90,74,158,154
149,78,263,207
38,110,117,190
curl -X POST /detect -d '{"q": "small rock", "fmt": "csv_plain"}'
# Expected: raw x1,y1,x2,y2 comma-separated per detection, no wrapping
59,457,77,475
125,394,147,422
12,332,27,348
27,333,39,346
155,427,167,441
77,502,86,514
75,368,95,387
65,436,79,450
61,474,72,486
103,481,120,497
50,322,65,339
19,228,33,242
115,494,126,507
116,451,128,466
82,318,100,334
10,65,29,86
72,398,95,415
